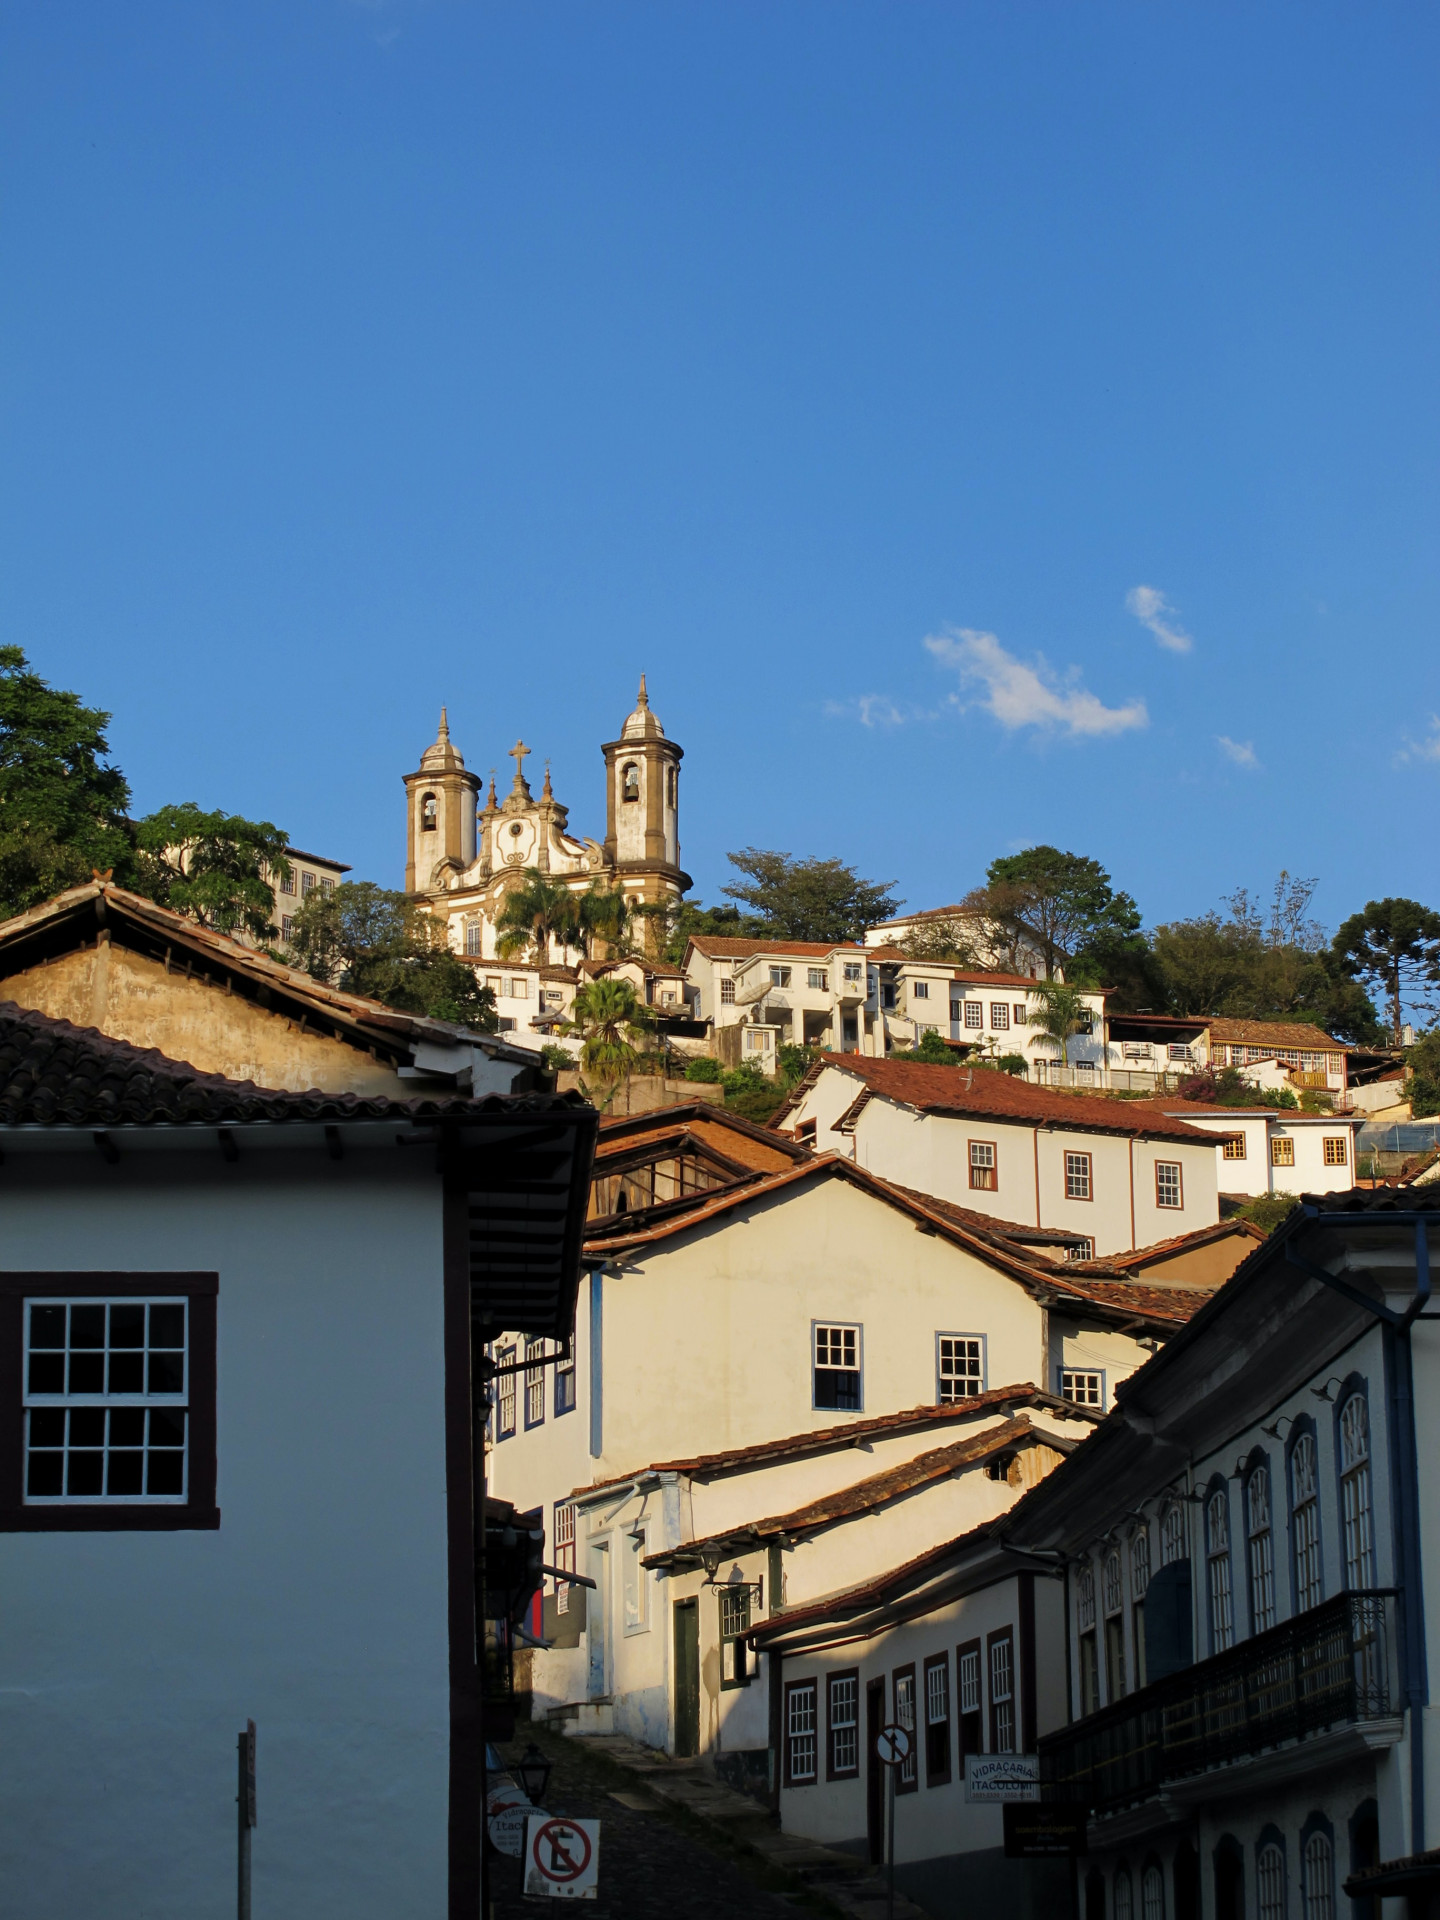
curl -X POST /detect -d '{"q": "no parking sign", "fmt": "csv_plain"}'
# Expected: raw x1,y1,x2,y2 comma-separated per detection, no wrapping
523,1815,601,1901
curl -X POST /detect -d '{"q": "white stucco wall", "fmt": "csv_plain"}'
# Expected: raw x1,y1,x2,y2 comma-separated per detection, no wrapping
0,1149,451,1920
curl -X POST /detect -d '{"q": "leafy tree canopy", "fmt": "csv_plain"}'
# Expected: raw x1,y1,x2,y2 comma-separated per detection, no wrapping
980,846,1143,983
133,802,291,944
0,646,134,915
287,881,497,1032
1332,897,1440,1045
1407,1030,1440,1119
721,847,902,946
656,900,764,968
1173,1064,1298,1110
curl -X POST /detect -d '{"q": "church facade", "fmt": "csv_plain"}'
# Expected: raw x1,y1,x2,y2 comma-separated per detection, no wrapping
403,677,690,990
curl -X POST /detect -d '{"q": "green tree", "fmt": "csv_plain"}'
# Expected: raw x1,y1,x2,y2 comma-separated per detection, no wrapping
897,914,981,966
0,646,134,915
1332,898,1440,1046
132,802,292,943
576,883,632,958
1406,1030,1440,1119
564,976,654,1082
288,881,497,1032
721,848,902,945
653,899,764,968
1028,981,1093,1069
980,847,1143,981
495,870,580,962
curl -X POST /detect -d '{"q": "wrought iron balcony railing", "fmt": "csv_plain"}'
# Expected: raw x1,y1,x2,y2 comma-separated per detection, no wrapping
1040,1591,1396,1814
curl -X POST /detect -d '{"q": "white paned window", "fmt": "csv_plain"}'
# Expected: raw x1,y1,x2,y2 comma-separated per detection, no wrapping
301,870,316,896
281,915,295,940
465,922,482,955
938,1334,984,1401
524,1338,545,1427
1291,1431,1323,1612
770,966,791,988
786,1683,817,1784
808,969,829,990
1103,1551,1124,1617
1065,1152,1093,1201
720,978,735,1004
926,1660,948,1728
496,1348,517,1439
1161,1503,1186,1566
1061,1369,1104,1407
964,1000,983,1029
959,1646,980,1715
843,962,862,983
1258,1842,1285,1920
990,1002,1010,1030
1114,1868,1134,1920
1142,1864,1165,1920
1302,1830,1335,1920
989,1636,1015,1753
24,1298,188,1503
1247,1462,1276,1633
718,1584,750,1683
969,1139,998,1191
1064,1238,1096,1261
553,1502,576,1615
894,1670,917,1785
1155,1162,1182,1209
828,1672,858,1775
813,1324,862,1412
1340,1393,1375,1589
911,980,928,999
1206,1487,1234,1651
510,976,531,1000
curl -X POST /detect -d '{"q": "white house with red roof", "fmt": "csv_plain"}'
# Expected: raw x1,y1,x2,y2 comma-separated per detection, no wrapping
774,1057,1222,1257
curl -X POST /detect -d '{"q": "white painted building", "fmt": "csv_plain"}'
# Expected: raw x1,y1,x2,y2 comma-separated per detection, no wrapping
1004,1190,1440,1917
775,1058,1221,1258
1160,1106,1365,1200
0,1002,596,1920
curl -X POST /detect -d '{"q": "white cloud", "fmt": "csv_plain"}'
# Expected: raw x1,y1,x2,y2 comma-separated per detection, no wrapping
924,628,1148,739
1397,718,1440,765
1217,736,1259,769
1126,584,1193,654
823,694,907,728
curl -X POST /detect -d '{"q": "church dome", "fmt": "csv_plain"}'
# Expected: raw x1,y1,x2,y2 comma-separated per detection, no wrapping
621,674,665,741
419,707,466,772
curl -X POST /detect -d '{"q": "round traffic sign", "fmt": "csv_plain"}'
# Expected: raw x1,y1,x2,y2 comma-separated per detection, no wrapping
531,1816,594,1883
875,1723,913,1768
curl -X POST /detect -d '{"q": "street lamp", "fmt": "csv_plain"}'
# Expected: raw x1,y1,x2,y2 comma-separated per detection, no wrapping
514,1744,552,1807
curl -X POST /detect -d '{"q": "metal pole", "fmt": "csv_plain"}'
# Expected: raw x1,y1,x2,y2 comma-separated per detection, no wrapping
886,1760,895,1920
237,1732,251,1920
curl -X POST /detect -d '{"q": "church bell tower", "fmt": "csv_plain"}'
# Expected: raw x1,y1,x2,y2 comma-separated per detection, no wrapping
602,677,690,938
403,709,480,894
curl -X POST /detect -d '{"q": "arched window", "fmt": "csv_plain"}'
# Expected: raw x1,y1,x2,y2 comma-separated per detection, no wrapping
1290,1427,1323,1613
1257,1839,1286,1920
666,764,677,808
1206,1483,1234,1653
1078,1560,1099,1714
1161,1502,1186,1566
464,920,481,957
1141,1860,1165,1920
621,762,640,802
1301,1824,1335,1920
421,793,437,831
1104,1549,1126,1699
1131,1528,1152,1688
1339,1392,1375,1590
1246,1457,1276,1634
1114,1865,1134,1920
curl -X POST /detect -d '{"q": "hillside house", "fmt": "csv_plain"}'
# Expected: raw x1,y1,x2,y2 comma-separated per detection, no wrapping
1156,1106,1365,1200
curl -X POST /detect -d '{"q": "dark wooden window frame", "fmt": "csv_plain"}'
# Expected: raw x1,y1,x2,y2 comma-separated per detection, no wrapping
825,1666,861,1782
957,1636,983,1757
892,1660,919,1794
0,1271,218,1532
987,1626,1017,1755
782,1677,819,1789
923,1651,952,1786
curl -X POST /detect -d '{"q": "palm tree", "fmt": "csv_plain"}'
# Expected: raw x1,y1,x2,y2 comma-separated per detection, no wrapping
1029,982,1090,1075
495,870,579,962
577,883,632,959
564,976,654,1082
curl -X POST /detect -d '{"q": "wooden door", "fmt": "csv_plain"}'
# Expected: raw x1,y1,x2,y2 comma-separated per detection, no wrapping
865,1677,886,1864
673,1599,700,1757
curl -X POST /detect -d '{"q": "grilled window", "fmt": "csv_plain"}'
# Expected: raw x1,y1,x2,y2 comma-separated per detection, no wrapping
1114,1867,1134,1920
990,1002,1010,1030
465,921,482,956
23,1298,188,1503
720,978,735,1004
1141,1864,1165,1920
964,1000,983,1029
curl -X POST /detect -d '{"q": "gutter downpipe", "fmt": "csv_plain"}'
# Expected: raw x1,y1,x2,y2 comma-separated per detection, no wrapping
1290,1211,1430,1855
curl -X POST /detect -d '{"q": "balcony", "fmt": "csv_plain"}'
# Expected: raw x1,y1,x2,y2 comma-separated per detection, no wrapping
1040,1592,1396,1815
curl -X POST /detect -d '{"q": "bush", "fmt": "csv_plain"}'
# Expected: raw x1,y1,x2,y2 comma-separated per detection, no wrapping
684,1056,724,1083
539,1043,573,1073
1235,1192,1300,1234
890,1030,960,1065
1175,1066,1297,1110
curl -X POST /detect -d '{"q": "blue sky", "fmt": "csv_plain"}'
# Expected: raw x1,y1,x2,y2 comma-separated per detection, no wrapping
2,3,1436,934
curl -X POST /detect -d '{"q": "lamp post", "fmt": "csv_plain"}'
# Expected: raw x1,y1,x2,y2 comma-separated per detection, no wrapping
514,1743,553,1808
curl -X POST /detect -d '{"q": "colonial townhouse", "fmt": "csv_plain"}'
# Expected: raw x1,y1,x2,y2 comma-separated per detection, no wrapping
534,1389,1093,1783
774,1057,1221,1258
1105,1013,1350,1099
1156,1105,1365,1201
1002,1189,1440,1920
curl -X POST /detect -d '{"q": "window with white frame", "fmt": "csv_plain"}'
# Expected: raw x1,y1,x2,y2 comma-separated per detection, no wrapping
1206,1485,1234,1652
1246,1461,1276,1633
1065,1152,1093,1201
958,1643,981,1747
1340,1392,1375,1589
827,1671,858,1776
1061,1369,1104,1408
924,1656,950,1781
894,1668,917,1787
301,871,316,897
1155,1162,1183,1209
281,915,295,941
23,1297,188,1503
1302,1828,1335,1920
808,969,829,991
321,875,334,896
278,866,295,896
988,1632,1015,1753
720,977,735,1004
1167,1043,1192,1062
524,1338,545,1427
968,1140,997,1191
1291,1430,1323,1612
510,976,531,1000
843,962,862,983
465,922,482,956
937,1334,984,1401
1161,1502,1186,1566
1257,1841,1285,1920
1078,1559,1098,1716
813,1324,862,1412
1064,1239,1096,1262
964,1000,983,1029
496,1348,517,1439
990,1002,1010,1030
553,1501,576,1615
785,1681,817,1785
719,1584,752,1686
770,966,791,988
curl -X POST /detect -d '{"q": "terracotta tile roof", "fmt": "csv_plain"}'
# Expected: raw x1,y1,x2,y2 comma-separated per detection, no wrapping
1068,1217,1266,1270
577,1383,1092,1490
0,1004,579,1129
1206,1018,1344,1051
1047,1281,1215,1325
745,1523,1004,1647
883,1183,1090,1248
685,936,867,960
643,1416,1056,1566
784,1055,1219,1142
